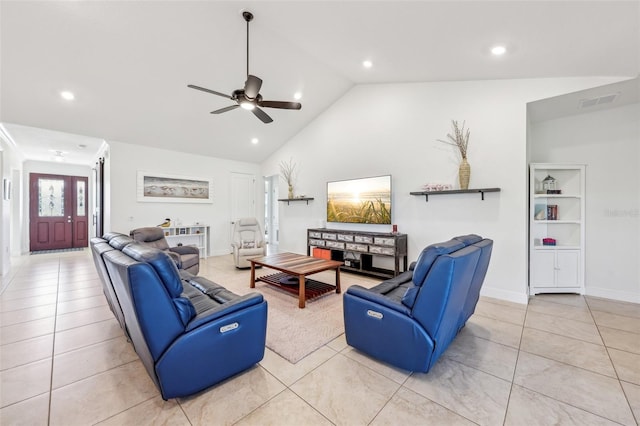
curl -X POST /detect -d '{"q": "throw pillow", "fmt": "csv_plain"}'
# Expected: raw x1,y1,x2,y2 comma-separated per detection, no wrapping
241,240,256,249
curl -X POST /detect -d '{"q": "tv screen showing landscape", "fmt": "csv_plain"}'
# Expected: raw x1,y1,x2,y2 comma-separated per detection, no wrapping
327,175,392,224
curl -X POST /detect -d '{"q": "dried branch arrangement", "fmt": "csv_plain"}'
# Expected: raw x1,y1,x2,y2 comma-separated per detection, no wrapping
438,120,470,160
279,158,296,186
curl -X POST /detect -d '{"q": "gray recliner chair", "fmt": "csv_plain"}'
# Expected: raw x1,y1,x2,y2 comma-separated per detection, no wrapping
130,227,200,275
231,218,266,269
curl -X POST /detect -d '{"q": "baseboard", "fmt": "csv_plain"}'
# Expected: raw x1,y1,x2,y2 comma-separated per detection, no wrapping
480,286,528,305
586,286,640,304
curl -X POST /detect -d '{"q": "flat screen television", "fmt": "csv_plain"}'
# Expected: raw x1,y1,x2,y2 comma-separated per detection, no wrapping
327,175,392,224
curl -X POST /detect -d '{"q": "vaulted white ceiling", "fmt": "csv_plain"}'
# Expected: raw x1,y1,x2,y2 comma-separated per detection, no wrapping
1,1,638,165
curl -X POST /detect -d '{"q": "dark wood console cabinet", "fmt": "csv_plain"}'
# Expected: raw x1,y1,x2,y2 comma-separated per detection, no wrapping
306,228,408,279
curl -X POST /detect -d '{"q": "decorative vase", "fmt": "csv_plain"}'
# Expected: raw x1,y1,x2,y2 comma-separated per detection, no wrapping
288,185,294,199
459,158,471,190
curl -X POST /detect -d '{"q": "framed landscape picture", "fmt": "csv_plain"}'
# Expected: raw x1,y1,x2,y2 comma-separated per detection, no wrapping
137,171,213,203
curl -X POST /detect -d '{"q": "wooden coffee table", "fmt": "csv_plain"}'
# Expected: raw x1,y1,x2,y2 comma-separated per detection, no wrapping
249,252,342,308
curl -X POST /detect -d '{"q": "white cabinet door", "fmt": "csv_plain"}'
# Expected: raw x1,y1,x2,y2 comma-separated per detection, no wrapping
531,251,556,287
556,250,580,287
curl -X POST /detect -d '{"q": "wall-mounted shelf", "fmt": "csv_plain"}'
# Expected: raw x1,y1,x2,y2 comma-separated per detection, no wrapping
278,197,314,205
410,188,501,202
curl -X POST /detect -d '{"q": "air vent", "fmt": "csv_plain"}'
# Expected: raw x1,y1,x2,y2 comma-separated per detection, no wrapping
579,92,620,109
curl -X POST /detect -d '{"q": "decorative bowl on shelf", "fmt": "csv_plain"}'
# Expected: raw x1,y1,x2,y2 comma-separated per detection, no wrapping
421,183,453,192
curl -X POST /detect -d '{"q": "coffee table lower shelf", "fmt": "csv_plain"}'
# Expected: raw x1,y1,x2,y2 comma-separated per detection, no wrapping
256,272,337,302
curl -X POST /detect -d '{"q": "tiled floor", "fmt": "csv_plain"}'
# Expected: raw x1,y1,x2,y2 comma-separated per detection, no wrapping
1,249,639,425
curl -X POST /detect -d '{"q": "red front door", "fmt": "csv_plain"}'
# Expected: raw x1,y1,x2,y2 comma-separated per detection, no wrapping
29,173,89,251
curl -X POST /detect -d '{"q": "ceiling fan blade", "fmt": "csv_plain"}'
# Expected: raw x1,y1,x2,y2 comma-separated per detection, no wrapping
187,84,233,100
259,100,302,110
244,75,263,99
252,107,273,123
211,105,240,114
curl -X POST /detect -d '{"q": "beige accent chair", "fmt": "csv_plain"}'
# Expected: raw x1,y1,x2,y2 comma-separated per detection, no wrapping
231,218,266,269
130,227,200,275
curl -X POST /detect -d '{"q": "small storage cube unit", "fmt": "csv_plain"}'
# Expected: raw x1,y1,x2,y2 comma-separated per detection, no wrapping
529,164,585,295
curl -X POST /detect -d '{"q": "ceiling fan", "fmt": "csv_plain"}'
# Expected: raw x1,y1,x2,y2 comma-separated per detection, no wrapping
188,11,302,124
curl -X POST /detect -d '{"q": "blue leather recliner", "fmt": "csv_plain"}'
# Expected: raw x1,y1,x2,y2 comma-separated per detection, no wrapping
91,233,268,399
343,235,493,372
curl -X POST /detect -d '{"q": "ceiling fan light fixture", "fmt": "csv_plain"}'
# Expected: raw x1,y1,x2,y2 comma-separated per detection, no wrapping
240,101,255,110
60,91,75,100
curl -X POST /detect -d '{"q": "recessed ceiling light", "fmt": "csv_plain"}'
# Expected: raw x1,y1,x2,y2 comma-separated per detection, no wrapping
491,45,507,56
60,91,75,100
251,138,259,144
362,60,373,69
293,92,302,100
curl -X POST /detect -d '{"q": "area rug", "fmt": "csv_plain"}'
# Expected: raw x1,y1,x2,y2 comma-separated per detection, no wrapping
252,273,370,364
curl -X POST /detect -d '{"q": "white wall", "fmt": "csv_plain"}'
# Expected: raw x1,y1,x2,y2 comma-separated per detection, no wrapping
0,135,23,275
106,140,262,256
262,77,624,304
21,161,93,254
530,103,640,302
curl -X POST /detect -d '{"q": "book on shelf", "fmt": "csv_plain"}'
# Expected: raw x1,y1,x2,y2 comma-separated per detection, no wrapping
546,205,558,220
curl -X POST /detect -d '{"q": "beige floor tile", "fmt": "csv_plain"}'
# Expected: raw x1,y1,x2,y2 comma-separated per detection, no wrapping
592,310,640,334
527,298,594,324
57,279,102,292
259,346,337,386
235,389,332,426
0,304,56,327
327,333,348,352
520,328,616,377
55,304,115,332
0,358,51,408
480,296,528,311
0,316,55,345
505,384,620,425
0,392,50,426
371,386,475,425
405,357,511,426
0,285,58,301
0,334,54,371
52,336,138,389
609,348,640,385
600,326,640,354
460,314,523,348
514,351,635,425
57,286,104,302
97,396,190,425
342,346,412,384
621,381,640,422
444,332,518,381
9,276,59,287
54,318,123,355
291,353,400,426
474,299,526,325
587,296,640,319
56,294,106,315
525,309,603,345
0,293,58,313
49,360,158,425
179,366,285,426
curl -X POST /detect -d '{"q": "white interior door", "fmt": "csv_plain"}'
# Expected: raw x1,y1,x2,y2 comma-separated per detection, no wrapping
230,172,256,249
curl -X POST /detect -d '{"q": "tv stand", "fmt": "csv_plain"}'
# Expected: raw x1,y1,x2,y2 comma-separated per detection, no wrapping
307,228,407,279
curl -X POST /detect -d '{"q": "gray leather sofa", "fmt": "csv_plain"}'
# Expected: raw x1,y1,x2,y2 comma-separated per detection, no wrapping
130,227,200,274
